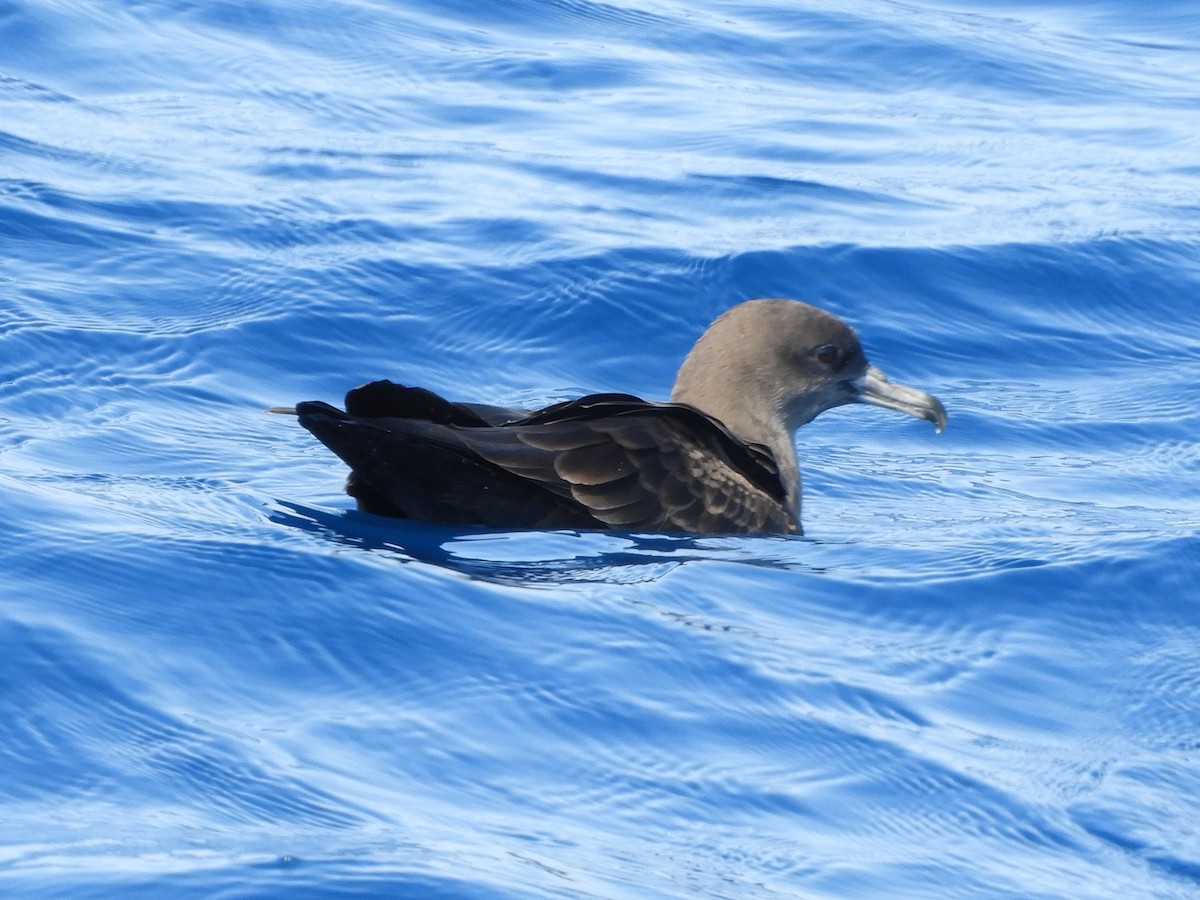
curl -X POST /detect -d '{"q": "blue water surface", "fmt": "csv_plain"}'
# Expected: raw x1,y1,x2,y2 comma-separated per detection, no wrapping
3,0,1200,897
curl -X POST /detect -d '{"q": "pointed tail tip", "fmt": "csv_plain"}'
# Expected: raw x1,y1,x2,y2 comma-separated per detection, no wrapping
266,406,298,415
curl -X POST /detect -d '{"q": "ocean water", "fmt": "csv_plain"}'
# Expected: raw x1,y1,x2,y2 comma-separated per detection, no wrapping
3,0,1199,897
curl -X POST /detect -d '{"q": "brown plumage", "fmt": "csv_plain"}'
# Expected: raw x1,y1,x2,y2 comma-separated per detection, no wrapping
271,299,947,535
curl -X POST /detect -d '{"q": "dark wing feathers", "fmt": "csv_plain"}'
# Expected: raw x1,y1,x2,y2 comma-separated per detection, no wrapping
448,401,796,534
520,395,787,503
295,402,587,527
600,416,793,533
569,471,645,511
340,379,529,428
553,441,633,485
295,382,797,534
344,379,492,426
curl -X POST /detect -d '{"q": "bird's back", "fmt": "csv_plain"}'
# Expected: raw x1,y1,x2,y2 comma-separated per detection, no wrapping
295,380,798,534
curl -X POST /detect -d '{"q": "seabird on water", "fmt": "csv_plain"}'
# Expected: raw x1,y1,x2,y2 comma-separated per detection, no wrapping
270,299,947,535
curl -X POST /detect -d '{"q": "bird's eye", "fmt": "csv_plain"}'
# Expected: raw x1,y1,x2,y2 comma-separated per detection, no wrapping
815,344,841,366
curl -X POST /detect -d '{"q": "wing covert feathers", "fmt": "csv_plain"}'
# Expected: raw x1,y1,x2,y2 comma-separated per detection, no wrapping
294,385,797,535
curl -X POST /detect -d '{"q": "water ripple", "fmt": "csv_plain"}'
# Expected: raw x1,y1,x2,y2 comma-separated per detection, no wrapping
5,0,1200,896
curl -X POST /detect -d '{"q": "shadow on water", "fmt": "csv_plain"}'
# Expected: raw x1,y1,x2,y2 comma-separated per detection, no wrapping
267,500,822,588
265,498,1111,589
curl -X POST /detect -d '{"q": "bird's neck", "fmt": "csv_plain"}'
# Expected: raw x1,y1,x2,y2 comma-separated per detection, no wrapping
670,368,802,519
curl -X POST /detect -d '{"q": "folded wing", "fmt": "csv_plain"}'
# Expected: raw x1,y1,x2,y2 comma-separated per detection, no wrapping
295,381,797,535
